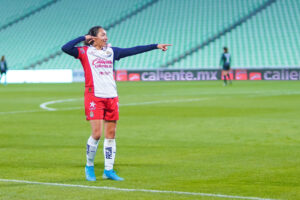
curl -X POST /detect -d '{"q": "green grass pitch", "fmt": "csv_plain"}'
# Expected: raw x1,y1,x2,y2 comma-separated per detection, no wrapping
0,81,299,200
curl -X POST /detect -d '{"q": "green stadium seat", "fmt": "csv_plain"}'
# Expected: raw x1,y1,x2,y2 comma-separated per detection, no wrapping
0,0,299,70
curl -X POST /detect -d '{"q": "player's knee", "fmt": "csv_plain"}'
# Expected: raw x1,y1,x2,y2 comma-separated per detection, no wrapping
92,134,101,140
91,127,101,140
106,128,116,139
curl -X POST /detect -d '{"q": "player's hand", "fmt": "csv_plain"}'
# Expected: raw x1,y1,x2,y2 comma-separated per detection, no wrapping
157,44,172,51
85,35,98,45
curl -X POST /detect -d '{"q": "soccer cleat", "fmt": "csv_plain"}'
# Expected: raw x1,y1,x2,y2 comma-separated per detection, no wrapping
85,165,96,181
103,170,124,181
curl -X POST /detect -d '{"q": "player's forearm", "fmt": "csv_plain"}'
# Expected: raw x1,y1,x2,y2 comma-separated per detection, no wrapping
61,36,85,58
114,44,158,60
126,44,158,56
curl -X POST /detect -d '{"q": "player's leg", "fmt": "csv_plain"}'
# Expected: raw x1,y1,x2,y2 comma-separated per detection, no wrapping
85,119,103,181
223,70,228,86
102,120,123,181
226,69,232,84
103,120,117,170
102,97,123,181
103,120,116,170
87,120,103,166
227,73,232,84
84,94,105,181
226,73,230,80
4,72,7,85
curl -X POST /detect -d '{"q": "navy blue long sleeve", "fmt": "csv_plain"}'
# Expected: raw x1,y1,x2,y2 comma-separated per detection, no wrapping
61,36,85,58
61,36,158,60
112,45,158,61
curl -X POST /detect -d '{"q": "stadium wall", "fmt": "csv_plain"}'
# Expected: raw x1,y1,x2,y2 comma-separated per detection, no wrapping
2,68,300,84
74,68,300,82
1,70,72,83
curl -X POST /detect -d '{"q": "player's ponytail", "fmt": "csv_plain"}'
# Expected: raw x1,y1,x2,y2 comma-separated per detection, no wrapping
84,26,103,46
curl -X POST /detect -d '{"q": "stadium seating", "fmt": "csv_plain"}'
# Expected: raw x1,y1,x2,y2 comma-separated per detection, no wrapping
109,0,268,69
0,0,299,70
172,0,300,69
0,0,153,69
0,0,54,27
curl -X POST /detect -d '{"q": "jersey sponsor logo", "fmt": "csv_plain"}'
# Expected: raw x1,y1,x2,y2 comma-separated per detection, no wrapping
92,58,113,68
105,147,112,159
99,71,111,76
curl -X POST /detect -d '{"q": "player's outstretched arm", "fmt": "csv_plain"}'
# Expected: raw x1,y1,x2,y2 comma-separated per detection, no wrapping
113,44,172,61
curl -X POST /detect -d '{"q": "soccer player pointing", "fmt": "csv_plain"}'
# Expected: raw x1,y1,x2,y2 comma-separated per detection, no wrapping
61,26,171,181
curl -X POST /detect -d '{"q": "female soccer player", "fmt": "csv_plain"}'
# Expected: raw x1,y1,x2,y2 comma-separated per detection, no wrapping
61,26,171,181
220,47,232,86
0,55,8,85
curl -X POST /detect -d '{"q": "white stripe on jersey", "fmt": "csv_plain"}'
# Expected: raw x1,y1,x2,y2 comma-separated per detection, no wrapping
224,53,231,64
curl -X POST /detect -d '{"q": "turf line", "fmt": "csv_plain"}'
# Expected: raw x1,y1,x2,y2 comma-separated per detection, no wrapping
39,98,209,111
0,98,209,115
0,179,278,200
40,98,79,111
2,89,299,115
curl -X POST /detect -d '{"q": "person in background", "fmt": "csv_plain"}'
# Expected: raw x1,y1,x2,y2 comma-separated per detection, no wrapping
0,56,8,85
220,47,232,86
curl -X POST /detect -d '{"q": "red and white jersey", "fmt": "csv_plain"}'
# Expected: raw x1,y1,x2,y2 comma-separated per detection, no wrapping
77,46,117,98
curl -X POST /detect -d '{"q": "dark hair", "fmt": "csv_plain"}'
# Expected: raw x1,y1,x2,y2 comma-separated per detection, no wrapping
84,26,103,46
1,55,4,61
223,47,228,52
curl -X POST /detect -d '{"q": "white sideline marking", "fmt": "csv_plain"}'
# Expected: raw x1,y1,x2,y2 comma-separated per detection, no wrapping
1,89,299,115
0,179,278,200
38,98,207,111
40,98,79,111
39,98,209,111
0,98,209,115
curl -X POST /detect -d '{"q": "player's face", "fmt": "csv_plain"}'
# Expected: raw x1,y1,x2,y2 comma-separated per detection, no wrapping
95,28,108,47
